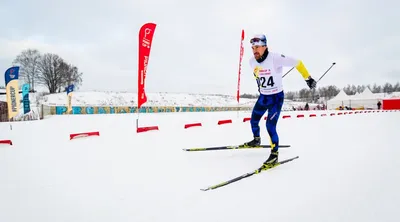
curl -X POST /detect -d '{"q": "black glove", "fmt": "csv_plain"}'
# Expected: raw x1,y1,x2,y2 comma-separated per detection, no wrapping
306,77,317,89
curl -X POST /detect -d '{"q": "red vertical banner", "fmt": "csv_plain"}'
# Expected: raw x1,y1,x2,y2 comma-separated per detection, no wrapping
138,22,157,110
236,29,245,103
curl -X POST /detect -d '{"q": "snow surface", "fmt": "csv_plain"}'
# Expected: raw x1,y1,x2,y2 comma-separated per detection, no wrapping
1,110,399,222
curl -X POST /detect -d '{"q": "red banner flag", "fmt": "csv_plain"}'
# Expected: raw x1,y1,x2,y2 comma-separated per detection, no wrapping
236,29,245,103
138,22,157,109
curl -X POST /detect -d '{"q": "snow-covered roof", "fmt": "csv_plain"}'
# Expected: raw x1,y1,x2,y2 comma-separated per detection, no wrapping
329,89,349,101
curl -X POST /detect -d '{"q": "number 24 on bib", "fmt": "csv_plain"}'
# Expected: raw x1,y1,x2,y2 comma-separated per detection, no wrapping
258,76,275,88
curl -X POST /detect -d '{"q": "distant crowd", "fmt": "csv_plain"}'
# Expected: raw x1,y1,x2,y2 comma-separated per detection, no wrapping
337,101,382,110
292,103,326,111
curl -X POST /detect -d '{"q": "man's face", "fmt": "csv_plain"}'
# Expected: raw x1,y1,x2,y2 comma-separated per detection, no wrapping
252,45,267,60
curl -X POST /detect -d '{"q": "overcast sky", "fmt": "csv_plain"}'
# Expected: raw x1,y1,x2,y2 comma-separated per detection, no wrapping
0,0,399,95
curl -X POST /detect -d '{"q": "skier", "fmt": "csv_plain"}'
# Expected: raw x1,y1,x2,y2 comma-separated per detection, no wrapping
243,34,317,172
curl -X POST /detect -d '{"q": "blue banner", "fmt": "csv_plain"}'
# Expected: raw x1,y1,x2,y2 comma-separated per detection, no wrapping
66,84,74,113
5,66,19,85
66,84,74,94
22,83,30,114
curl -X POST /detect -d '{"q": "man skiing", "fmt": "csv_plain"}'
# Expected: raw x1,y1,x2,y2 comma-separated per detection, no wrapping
243,34,317,172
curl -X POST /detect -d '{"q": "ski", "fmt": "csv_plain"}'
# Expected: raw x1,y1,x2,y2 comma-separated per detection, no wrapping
183,144,290,152
200,156,299,191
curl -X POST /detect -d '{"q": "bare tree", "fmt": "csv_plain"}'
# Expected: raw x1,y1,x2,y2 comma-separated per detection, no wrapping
279,81,400,103
298,88,312,100
383,82,394,93
37,53,66,93
343,84,357,95
285,91,296,100
356,85,366,93
36,53,83,93
393,82,400,91
328,85,340,98
60,64,83,92
316,85,340,100
12,49,42,90
350,84,357,95
371,83,382,93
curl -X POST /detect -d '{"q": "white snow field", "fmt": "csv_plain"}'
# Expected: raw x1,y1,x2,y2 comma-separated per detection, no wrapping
0,90,320,113
1,110,399,222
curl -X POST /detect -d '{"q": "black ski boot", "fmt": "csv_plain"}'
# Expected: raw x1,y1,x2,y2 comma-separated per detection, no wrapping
264,151,278,165
242,136,261,147
256,151,279,173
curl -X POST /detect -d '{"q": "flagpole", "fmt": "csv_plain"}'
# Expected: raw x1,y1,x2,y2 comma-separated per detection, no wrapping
137,22,156,132
236,29,245,120
9,117,12,130
136,97,139,131
9,104,13,131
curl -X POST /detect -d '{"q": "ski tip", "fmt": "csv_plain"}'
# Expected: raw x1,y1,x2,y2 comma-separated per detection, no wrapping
290,156,300,161
183,148,206,151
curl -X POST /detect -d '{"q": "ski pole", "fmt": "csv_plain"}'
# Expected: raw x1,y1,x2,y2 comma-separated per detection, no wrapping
310,62,336,103
317,62,336,83
282,67,295,78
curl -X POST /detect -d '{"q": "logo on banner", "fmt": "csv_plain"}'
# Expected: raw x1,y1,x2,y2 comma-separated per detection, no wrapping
9,68,15,78
142,28,152,48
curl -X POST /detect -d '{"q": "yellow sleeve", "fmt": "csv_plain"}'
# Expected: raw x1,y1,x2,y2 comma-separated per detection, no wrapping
295,60,310,80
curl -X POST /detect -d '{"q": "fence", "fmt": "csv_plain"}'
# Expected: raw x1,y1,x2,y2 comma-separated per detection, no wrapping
40,104,253,117
0,101,7,122
0,103,41,122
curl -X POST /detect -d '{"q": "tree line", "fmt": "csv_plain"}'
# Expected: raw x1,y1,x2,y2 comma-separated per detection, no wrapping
240,81,400,102
3,48,83,93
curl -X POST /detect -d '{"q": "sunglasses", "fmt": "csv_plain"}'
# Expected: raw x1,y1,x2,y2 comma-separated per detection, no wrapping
250,37,266,44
